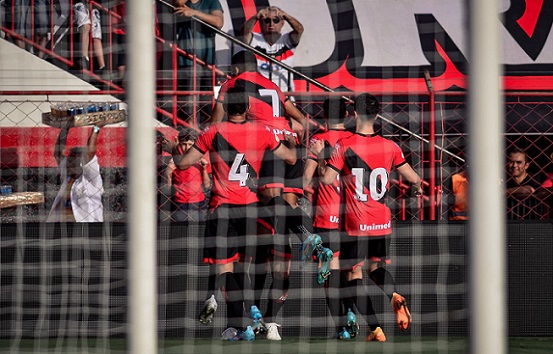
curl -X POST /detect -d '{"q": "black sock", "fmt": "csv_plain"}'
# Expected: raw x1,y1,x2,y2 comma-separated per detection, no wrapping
369,267,396,300
264,274,290,323
233,263,253,311
346,278,380,331
325,271,344,332
205,264,216,300
340,271,355,314
217,272,245,329
285,203,313,242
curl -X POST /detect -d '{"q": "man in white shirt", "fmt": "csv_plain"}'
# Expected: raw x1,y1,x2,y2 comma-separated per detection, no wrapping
47,123,105,222
240,6,304,94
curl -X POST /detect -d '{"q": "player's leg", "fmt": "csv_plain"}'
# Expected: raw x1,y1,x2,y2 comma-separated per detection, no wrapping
365,236,412,331
204,205,251,339
340,237,386,342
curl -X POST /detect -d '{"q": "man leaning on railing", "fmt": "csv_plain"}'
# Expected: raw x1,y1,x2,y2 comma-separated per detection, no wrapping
505,147,547,220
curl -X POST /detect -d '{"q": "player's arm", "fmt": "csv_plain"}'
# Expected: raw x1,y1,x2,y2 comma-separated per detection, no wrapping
165,159,176,187
199,158,211,189
273,143,297,165
319,166,339,186
166,138,204,170
397,163,423,196
284,100,306,139
303,158,318,189
209,101,225,124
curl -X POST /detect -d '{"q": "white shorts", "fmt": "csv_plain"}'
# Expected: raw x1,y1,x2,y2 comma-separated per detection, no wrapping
73,2,102,39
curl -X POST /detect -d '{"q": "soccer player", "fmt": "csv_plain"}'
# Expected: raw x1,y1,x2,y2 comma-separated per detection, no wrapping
313,93,422,341
211,50,314,340
165,87,297,340
304,97,356,339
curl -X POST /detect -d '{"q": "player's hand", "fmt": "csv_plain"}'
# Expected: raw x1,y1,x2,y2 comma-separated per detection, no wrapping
411,184,423,197
162,137,178,154
309,139,325,156
199,158,209,168
284,133,297,147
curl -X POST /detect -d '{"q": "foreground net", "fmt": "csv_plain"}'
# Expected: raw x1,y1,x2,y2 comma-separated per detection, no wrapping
1,222,553,353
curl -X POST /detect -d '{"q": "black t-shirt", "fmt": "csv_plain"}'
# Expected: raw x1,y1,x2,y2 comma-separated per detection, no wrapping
506,173,544,190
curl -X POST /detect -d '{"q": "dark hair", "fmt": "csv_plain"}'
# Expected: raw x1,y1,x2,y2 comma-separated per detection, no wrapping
323,97,347,125
223,87,249,116
178,128,199,142
507,146,528,163
355,93,380,119
68,146,87,157
231,51,258,72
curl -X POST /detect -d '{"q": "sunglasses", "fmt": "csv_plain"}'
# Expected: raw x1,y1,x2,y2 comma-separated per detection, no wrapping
263,17,281,25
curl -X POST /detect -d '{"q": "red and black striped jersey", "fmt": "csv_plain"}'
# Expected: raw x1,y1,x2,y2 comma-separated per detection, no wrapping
327,133,407,236
194,120,281,208
308,129,354,230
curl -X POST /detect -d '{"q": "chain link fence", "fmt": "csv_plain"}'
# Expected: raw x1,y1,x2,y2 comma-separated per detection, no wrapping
1,93,552,222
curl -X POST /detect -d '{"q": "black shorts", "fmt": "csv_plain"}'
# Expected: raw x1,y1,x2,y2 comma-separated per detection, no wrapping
314,227,342,257
203,203,258,265
258,142,305,196
253,233,293,264
339,234,391,271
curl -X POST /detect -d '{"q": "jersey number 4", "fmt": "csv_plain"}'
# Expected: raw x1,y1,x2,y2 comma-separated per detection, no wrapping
352,167,388,202
228,153,250,186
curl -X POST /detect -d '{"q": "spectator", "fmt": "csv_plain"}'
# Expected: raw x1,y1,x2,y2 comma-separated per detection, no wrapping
164,128,211,222
241,6,304,93
4,0,50,57
315,93,421,341
447,162,469,221
73,0,106,73
110,0,162,86
506,147,545,219
506,147,543,198
47,123,105,222
173,0,223,120
4,0,29,50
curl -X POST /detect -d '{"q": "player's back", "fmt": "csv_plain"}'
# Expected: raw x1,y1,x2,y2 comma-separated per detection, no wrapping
194,120,279,207
329,133,407,236
220,71,289,128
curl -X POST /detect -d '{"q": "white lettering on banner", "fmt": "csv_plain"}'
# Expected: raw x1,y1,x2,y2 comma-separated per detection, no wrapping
359,221,391,232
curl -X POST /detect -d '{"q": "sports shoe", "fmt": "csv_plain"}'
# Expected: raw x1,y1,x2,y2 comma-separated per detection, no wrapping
346,308,359,338
221,327,239,340
250,305,265,334
338,327,351,340
265,322,282,341
391,292,412,331
242,326,256,341
316,247,333,285
199,295,218,325
221,327,256,341
300,233,323,266
366,327,386,342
